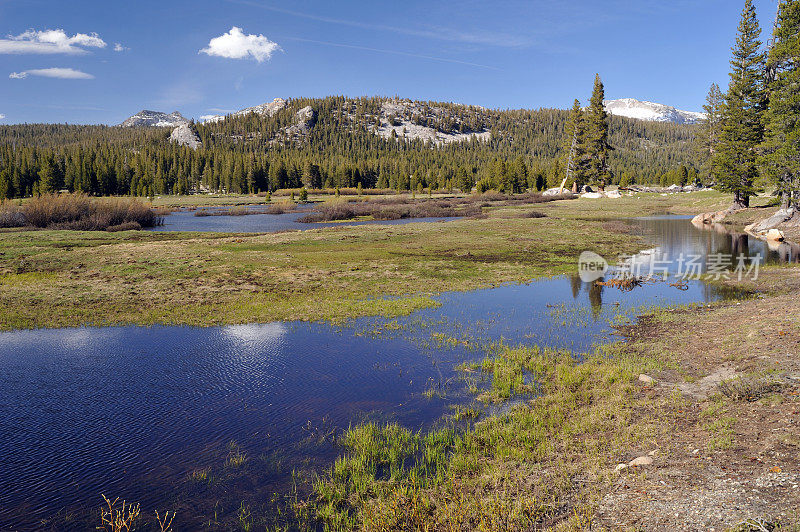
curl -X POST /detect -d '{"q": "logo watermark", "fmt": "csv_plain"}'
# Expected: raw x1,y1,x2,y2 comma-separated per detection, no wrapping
578,251,762,283
578,251,609,283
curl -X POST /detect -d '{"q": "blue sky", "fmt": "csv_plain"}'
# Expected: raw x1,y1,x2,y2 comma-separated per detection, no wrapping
0,0,781,124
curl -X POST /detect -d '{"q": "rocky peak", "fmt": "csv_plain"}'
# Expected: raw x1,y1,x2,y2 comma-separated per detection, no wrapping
121,110,189,128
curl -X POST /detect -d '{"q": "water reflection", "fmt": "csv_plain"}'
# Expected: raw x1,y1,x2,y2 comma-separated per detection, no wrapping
151,209,455,233
632,215,800,271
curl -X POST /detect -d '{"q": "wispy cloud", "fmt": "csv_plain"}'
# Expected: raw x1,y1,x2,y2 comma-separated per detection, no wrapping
9,67,94,80
200,26,280,62
227,0,532,48
113,43,129,52
0,114,5,120
0,29,106,55
285,37,500,70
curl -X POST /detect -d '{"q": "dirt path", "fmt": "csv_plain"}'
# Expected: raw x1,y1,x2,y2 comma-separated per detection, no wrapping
596,269,800,530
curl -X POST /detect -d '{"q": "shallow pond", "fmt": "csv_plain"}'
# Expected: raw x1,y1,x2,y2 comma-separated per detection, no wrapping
0,216,785,529
151,208,454,233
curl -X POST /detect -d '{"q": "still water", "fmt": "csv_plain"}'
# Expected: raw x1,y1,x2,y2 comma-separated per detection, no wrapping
151,209,454,233
0,216,789,529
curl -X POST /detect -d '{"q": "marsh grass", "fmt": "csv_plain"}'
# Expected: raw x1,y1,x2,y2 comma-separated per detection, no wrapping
298,192,571,223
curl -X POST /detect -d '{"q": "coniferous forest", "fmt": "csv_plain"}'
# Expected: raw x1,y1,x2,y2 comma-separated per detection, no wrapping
0,95,700,199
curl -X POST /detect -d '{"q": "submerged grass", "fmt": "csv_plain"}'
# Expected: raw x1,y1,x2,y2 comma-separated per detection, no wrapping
308,339,660,530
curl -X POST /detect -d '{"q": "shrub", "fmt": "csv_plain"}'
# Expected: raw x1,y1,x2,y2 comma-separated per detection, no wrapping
7,193,162,231
0,200,25,228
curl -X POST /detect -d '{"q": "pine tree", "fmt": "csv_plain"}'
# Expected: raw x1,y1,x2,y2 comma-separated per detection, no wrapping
562,99,587,188
760,0,800,208
695,83,725,183
584,74,612,187
715,0,767,209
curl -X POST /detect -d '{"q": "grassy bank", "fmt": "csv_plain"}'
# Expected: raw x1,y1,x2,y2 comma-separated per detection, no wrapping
306,265,800,530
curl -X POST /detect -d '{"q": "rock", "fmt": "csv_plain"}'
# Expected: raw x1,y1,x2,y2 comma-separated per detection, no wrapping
614,463,629,473
543,188,570,197
629,456,654,467
765,228,785,242
169,124,202,150
667,184,682,191
582,185,594,193
748,207,797,233
606,190,622,199
638,374,655,385
581,192,603,199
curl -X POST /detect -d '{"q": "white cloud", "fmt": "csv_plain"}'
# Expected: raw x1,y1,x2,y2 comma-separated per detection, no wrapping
113,43,129,52
0,114,5,120
9,68,94,80
0,29,106,55
199,27,280,62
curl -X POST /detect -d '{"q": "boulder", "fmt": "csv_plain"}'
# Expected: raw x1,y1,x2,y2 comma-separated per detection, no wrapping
606,190,622,199
748,207,797,233
638,374,655,385
543,188,568,197
765,228,785,242
582,185,594,193
581,192,603,199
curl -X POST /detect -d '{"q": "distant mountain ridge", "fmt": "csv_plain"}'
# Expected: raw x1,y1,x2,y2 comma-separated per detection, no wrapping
604,98,705,124
121,110,189,128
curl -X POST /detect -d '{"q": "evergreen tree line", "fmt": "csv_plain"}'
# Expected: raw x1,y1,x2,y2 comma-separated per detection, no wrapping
695,0,800,209
0,94,700,199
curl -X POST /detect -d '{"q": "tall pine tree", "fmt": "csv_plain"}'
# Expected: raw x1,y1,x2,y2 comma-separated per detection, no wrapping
695,83,725,183
715,0,767,209
584,74,612,188
760,0,800,209
562,99,587,189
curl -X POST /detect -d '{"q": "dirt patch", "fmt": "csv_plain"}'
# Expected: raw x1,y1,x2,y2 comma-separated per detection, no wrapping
596,269,800,530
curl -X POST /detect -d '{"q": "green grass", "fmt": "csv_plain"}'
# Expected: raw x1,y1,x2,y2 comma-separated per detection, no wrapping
307,339,665,530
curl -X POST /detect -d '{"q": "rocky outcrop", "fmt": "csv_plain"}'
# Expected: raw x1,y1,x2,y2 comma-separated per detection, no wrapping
202,98,287,123
169,124,201,150
283,106,316,138
371,98,491,146
121,110,189,128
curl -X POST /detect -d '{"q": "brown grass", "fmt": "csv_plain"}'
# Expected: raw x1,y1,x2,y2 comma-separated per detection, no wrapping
299,193,572,223
2,194,162,230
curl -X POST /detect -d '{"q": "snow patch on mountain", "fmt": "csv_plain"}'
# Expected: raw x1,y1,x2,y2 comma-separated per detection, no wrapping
121,110,189,128
604,98,705,125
